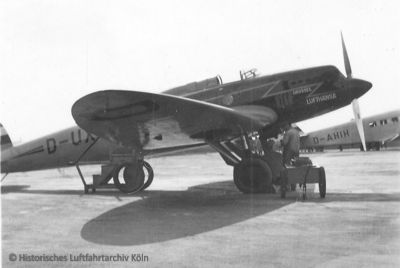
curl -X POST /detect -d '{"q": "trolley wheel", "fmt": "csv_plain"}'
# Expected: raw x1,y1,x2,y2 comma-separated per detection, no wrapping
319,167,326,198
280,184,286,198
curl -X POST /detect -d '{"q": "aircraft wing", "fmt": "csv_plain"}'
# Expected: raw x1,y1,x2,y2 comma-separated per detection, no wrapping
72,90,277,148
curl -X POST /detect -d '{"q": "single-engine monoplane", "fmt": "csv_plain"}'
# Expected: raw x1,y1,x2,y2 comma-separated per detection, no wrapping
1,35,372,194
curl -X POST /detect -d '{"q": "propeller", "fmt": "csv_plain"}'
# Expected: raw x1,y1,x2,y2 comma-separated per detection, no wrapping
342,32,367,151
352,99,366,151
341,32,352,78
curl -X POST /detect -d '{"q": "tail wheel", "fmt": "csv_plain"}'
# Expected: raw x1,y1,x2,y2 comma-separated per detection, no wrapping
234,157,272,194
113,163,145,194
318,167,326,198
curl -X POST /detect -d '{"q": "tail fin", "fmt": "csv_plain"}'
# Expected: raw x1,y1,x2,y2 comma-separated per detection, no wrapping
1,123,13,150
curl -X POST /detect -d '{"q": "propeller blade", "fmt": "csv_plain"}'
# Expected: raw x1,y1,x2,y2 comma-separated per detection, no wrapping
341,32,352,78
352,99,366,151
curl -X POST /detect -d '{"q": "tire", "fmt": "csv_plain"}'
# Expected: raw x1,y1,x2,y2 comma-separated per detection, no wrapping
141,161,154,190
113,163,145,193
234,157,273,194
319,167,326,198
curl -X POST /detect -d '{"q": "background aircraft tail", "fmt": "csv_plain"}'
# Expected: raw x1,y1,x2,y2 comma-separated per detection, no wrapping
1,123,13,151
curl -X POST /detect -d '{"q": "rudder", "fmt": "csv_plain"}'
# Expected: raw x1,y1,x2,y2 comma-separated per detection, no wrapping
1,123,13,150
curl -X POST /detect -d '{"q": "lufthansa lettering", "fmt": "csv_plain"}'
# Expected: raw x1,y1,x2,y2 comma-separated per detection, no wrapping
306,93,336,105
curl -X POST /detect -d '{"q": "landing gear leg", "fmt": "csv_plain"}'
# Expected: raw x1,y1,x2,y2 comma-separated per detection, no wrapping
209,132,274,194
234,133,273,193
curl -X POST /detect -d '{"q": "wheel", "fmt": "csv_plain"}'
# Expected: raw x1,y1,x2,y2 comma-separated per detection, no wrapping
280,185,286,198
234,157,273,194
302,185,307,201
113,163,145,193
141,161,154,190
318,167,326,198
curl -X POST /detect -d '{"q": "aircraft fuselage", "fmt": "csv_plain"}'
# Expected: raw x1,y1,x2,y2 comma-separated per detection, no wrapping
301,110,400,150
1,65,371,173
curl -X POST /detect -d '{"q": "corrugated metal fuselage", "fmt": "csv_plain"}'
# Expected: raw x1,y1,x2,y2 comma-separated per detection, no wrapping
301,110,400,150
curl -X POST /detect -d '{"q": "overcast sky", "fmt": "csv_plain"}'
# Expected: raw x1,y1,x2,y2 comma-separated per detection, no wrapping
1,0,399,143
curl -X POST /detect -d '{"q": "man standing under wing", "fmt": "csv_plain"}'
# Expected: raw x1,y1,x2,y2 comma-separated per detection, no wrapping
281,122,300,165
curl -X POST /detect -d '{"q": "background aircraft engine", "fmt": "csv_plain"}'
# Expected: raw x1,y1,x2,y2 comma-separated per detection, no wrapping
233,157,273,193
112,161,153,193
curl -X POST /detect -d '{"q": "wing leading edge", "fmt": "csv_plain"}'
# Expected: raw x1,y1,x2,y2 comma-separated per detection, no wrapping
72,90,277,148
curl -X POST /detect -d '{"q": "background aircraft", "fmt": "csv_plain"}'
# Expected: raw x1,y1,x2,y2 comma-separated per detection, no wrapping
300,109,400,151
1,36,372,194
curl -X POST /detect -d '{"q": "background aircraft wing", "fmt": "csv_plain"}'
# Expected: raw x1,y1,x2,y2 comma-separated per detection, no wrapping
381,134,399,144
72,90,277,148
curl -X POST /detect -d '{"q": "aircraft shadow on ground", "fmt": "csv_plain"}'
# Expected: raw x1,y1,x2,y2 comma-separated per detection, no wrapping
1,185,31,194
3,182,400,247
80,181,294,246
79,181,400,246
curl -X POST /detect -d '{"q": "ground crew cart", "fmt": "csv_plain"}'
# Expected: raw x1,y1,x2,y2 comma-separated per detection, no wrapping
279,157,326,199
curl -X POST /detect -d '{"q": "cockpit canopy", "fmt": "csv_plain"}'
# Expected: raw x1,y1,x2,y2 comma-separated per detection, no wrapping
240,68,259,80
164,75,222,96
164,68,260,96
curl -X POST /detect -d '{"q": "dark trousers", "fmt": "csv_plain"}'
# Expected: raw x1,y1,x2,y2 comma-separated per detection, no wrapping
283,149,299,165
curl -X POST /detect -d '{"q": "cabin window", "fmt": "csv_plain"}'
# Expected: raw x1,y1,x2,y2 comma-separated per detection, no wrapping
391,117,399,123
380,119,388,125
369,121,377,127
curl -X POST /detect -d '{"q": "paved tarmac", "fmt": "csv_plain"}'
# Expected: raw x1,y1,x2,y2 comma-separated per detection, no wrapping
2,149,400,267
